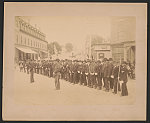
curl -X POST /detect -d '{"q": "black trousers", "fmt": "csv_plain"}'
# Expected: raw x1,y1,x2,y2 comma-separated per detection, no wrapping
114,78,120,93
90,74,96,88
55,72,61,90
80,73,86,85
121,82,128,96
70,73,74,83
30,71,34,83
73,72,77,84
97,74,102,89
104,77,109,90
87,74,91,86
109,77,114,89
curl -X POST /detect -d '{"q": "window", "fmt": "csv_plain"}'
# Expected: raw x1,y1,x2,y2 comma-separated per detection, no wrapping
23,24,25,30
16,35,18,43
31,40,32,47
25,37,26,45
99,53,104,59
21,36,22,44
28,39,29,45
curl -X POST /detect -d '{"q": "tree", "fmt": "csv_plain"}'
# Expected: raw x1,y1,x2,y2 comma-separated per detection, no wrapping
91,35,104,45
47,43,53,55
53,41,62,54
47,41,62,55
65,43,73,52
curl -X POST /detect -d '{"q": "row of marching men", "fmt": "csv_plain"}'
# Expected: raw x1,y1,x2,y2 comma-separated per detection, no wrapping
18,58,129,96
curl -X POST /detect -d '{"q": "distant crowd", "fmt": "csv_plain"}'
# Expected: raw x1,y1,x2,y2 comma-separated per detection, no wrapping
17,58,135,96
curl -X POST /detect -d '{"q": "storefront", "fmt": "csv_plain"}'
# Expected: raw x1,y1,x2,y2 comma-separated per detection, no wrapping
111,41,135,63
15,47,38,62
123,41,135,64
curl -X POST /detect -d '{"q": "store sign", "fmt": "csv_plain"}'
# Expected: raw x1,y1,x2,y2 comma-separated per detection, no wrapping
94,45,110,50
99,53,104,59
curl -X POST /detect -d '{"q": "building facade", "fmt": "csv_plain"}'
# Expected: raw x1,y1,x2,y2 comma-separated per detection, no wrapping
91,43,112,61
85,35,112,61
15,16,48,62
111,16,136,64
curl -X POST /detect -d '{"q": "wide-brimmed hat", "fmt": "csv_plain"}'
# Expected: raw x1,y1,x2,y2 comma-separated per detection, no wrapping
56,59,60,62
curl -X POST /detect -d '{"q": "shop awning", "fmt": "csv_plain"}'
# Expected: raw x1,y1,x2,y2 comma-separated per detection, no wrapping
40,50,48,54
16,47,38,54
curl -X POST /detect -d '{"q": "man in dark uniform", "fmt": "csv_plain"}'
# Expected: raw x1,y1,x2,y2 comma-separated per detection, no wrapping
85,60,90,87
103,58,109,92
50,61,54,77
95,60,102,90
80,61,86,85
89,60,96,88
119,61,128,96
69,60,74,83
78,61,83,85
107,58,114,91
73,60,78,84
26,60,30,74
53,59,62,90
23,61,26,73
112,61,119,94
76,61,81,84
63,60,67,81
61,60,65,80
37,62,40,74
29,60,34,83
66,61,70,82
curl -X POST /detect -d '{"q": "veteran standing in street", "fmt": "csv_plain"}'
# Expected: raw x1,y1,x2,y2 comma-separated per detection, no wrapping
30,60,35,83
53,59,62,90
119,61,129,96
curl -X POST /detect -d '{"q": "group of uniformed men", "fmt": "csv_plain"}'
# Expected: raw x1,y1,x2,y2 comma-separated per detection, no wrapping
18,58,130,96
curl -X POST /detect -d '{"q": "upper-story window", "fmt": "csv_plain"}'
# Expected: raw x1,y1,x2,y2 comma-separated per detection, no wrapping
24,25,26,31
26,25,28,32
24,37,26,45
28,27,30,34
22,24,25,30
16,35,18,44
28,39,29,46
21,36,22,44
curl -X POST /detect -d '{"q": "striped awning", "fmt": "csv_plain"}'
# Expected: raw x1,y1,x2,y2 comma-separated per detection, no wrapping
16,47,38,54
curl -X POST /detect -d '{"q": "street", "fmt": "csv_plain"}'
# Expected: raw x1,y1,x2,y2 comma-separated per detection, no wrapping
14,68,135,105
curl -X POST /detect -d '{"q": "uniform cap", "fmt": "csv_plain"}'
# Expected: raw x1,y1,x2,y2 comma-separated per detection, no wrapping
56,59,60,62
109,58,113,61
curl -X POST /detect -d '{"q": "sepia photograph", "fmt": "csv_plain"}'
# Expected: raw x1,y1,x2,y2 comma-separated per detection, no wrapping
14,16,136,105
3,2,147,121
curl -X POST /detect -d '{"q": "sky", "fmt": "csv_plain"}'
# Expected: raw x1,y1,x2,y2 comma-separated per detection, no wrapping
21,16,111,51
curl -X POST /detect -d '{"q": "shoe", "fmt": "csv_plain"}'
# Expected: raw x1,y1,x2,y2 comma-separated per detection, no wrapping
112,92,117,94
